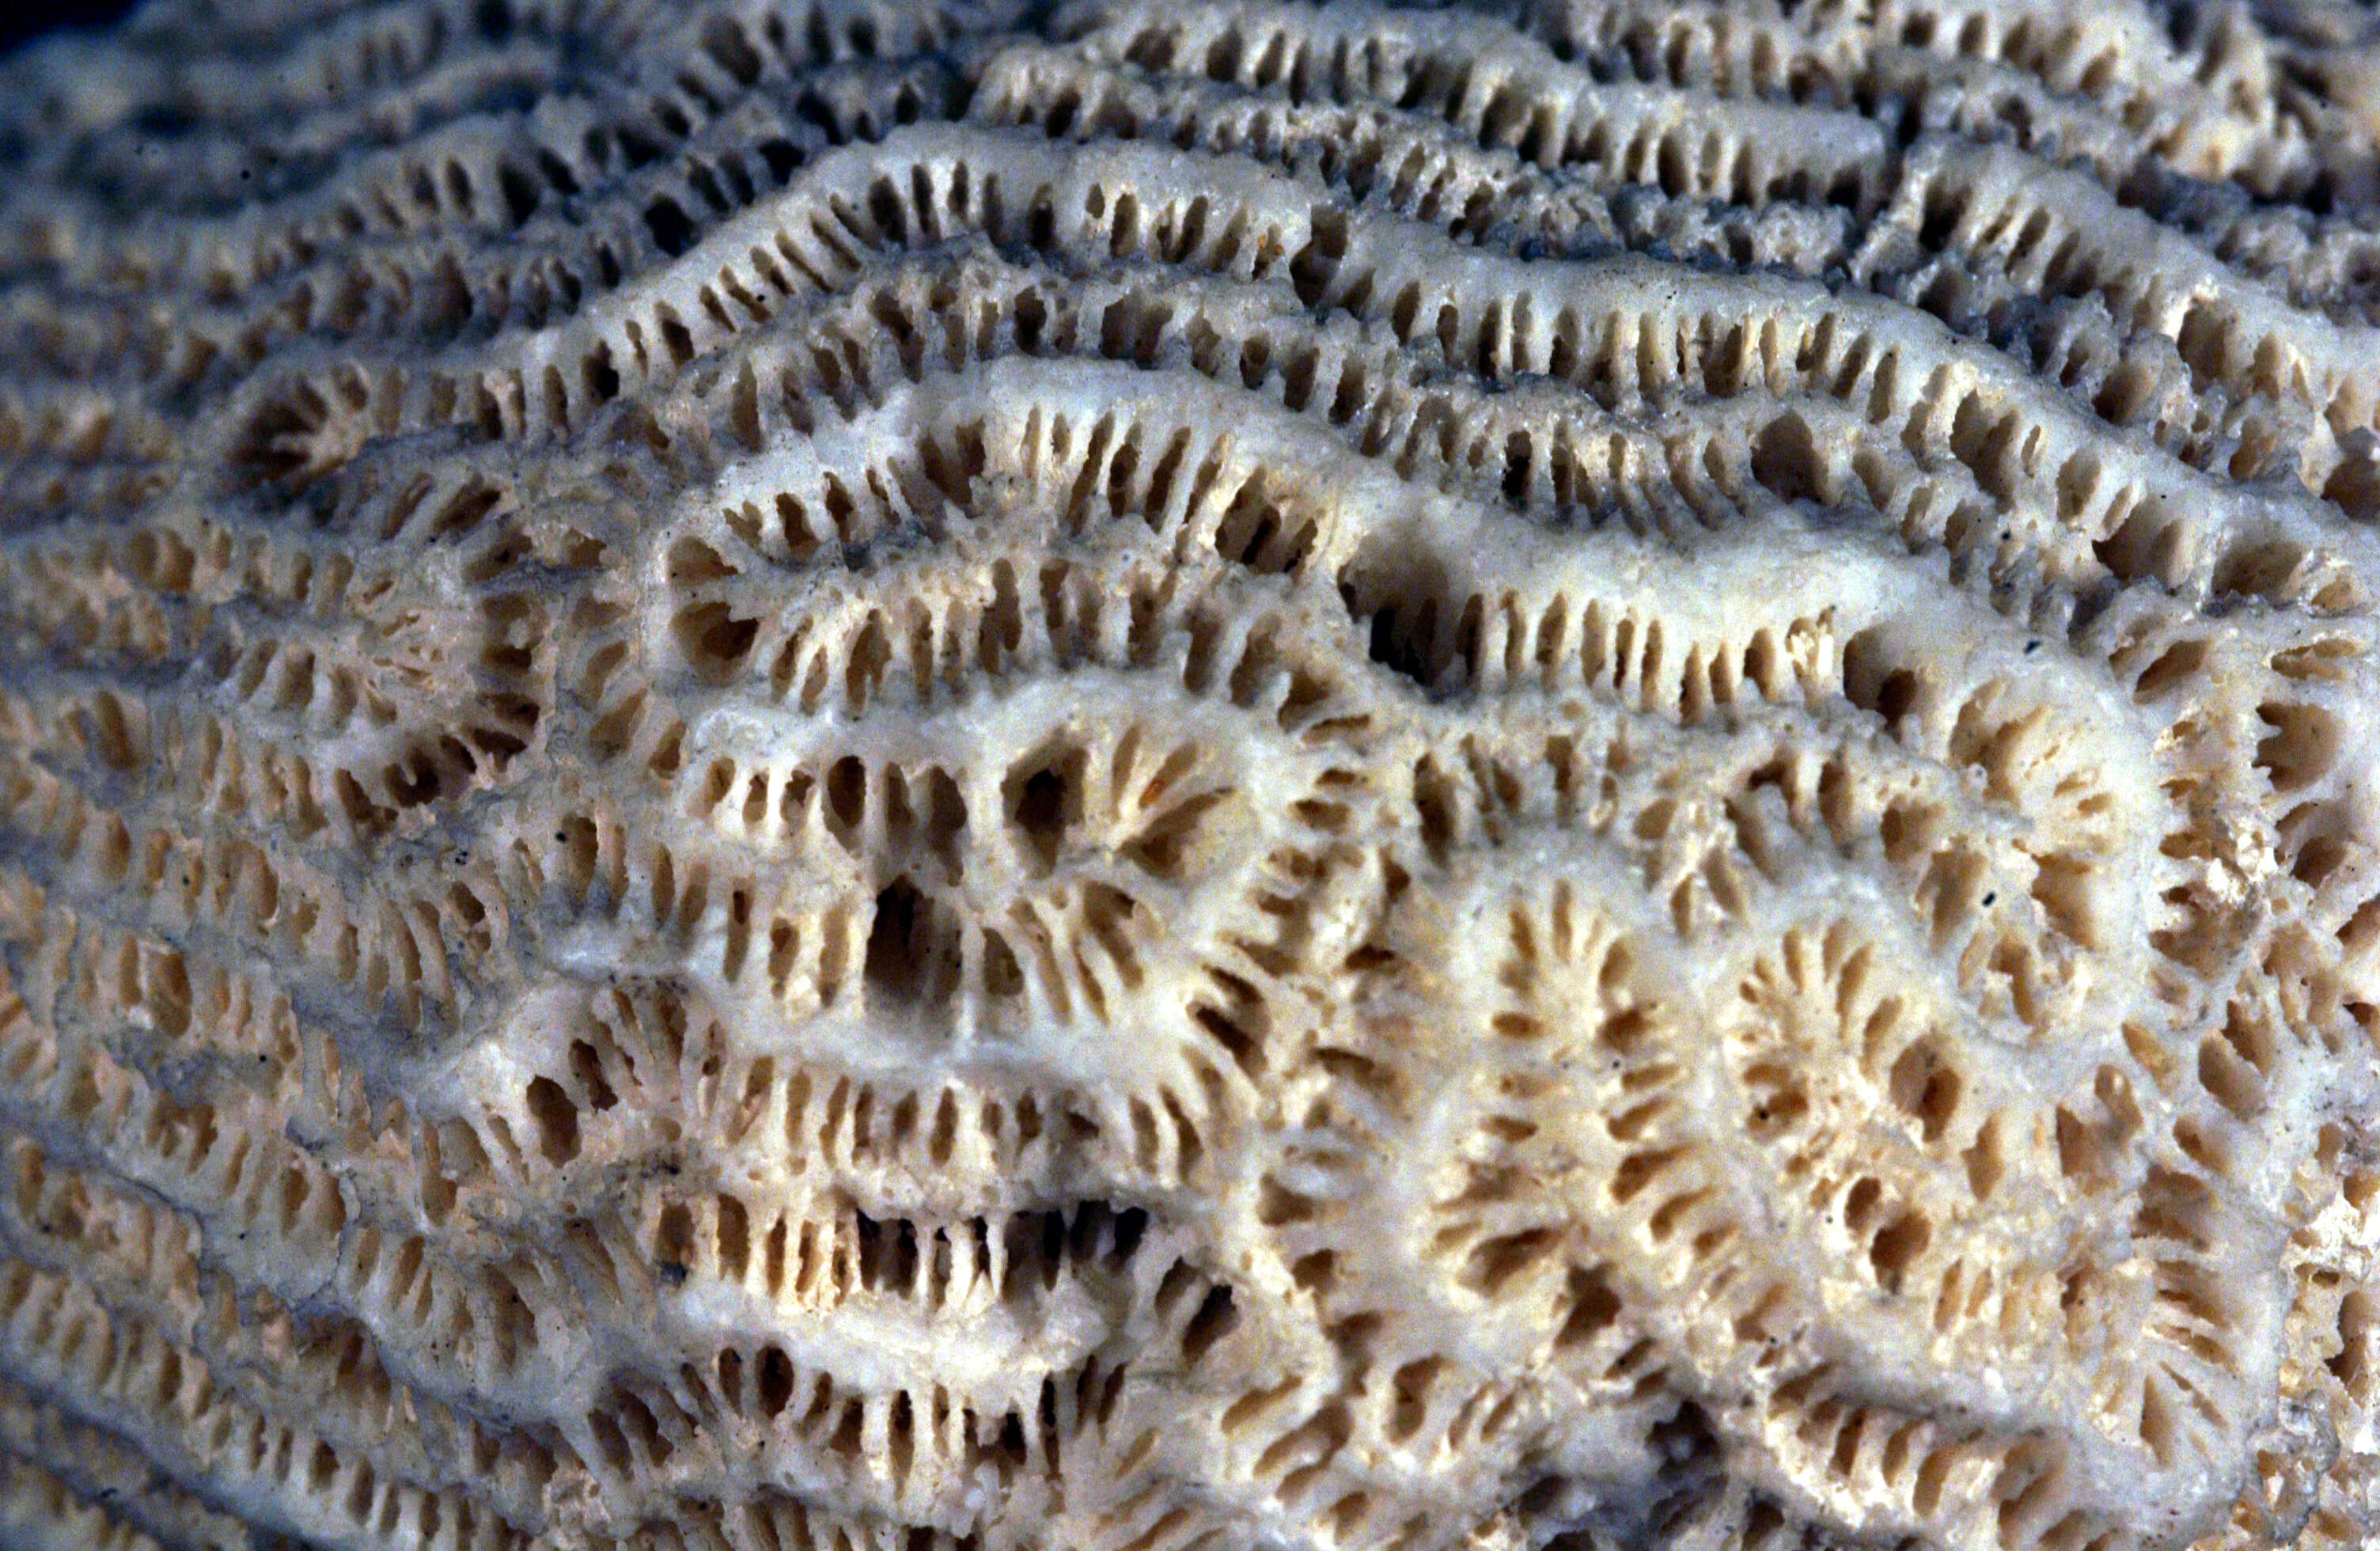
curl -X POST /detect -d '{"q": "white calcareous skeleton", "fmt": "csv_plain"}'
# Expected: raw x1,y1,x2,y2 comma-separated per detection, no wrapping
1,0,2378,1546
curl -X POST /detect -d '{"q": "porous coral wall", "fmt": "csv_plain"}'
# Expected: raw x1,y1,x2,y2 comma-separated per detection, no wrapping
1,0,2378,1548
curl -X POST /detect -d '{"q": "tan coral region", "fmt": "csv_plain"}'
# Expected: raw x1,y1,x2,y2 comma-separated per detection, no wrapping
2,0,2380,1547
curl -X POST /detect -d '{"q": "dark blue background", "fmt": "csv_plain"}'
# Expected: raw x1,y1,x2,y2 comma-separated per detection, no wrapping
3,0,140,55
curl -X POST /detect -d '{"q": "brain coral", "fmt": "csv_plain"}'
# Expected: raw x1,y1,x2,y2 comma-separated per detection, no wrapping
4,0,2380,1547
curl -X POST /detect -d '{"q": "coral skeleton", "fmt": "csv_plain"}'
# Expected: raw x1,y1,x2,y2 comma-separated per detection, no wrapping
1,0,2378,1546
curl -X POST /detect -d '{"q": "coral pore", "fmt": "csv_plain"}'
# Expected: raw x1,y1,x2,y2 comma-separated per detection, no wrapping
2,0,2380,1547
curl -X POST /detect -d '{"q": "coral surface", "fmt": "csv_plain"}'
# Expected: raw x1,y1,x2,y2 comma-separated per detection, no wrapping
3,0,2380,1547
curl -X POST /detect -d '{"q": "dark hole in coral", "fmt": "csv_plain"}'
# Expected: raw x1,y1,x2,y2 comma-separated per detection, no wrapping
645,197,696,256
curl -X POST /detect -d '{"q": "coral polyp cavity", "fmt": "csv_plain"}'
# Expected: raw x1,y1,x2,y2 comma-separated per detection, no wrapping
2,0,2378,1548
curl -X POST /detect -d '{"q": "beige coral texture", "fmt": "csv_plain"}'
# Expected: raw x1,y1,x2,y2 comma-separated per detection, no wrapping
5,0,2380,1546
